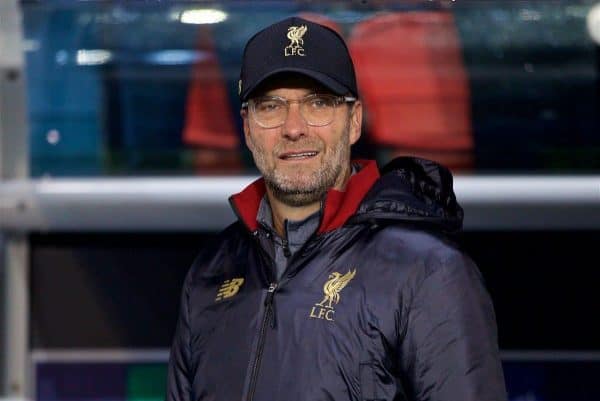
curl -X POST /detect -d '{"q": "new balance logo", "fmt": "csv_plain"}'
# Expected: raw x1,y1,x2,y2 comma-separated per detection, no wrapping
215,278,245,301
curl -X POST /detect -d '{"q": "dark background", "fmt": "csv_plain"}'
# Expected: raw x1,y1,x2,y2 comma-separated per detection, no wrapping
30,230,600,350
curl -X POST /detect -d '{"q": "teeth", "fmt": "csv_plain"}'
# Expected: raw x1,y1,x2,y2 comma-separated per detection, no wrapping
284,152,317,159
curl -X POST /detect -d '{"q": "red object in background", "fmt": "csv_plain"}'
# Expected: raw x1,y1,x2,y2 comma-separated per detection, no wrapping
297,12,343,35
183,26,239,150
349,12,474,169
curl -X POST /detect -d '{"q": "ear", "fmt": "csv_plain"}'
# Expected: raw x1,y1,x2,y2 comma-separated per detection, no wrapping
241,108,254,151
348,100,362,145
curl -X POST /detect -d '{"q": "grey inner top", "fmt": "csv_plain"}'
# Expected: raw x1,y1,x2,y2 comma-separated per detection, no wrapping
257,196,321,281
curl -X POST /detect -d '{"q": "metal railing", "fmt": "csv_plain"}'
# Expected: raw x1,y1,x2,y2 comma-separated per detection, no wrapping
1,175,599,232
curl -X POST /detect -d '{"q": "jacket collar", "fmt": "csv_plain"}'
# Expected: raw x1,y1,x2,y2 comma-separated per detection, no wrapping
229,160,380,234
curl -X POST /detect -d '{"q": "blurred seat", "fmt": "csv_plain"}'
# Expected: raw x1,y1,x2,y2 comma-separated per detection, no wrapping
183,26,243,173
297,12,343,35
349,11,474,171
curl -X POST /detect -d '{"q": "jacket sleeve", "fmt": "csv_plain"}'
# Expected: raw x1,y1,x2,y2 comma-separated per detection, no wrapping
398,251,508,401
166,271,193,401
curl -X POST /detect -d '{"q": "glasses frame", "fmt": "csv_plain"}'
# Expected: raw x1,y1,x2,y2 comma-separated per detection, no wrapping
242,93,356,128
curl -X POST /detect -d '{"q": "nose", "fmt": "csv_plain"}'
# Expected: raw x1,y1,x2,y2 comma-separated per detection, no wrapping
282,103,307,141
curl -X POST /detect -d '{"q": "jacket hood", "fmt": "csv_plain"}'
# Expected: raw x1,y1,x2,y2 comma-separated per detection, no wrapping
229,157,462,234
353,157,463,233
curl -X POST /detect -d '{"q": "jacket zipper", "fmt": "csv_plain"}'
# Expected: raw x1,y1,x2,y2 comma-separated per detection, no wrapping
247,282,277,401
282,237,291,257
244,227,322,401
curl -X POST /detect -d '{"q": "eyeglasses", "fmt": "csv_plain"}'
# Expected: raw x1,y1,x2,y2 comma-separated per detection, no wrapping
242,94,356,129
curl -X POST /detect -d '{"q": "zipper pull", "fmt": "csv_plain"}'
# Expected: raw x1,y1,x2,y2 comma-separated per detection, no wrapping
265,283,278,328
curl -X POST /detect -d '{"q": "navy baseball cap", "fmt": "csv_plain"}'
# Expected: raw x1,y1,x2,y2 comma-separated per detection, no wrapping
239,16,358,102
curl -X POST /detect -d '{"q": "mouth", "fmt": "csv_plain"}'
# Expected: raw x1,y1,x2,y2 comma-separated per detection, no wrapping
279,151,319,161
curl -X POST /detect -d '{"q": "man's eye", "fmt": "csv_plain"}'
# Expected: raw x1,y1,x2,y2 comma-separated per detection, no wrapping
308,97,331,109
257,101,281,112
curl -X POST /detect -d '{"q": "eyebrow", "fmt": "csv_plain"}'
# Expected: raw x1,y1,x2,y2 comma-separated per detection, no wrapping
262,88,339,99
258,92,317,98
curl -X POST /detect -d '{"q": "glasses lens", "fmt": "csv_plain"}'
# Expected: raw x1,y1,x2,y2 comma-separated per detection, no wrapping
301,95,336,126
252,97,287,128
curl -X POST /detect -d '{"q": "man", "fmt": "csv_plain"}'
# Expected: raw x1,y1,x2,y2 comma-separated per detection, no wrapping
167,17,507,401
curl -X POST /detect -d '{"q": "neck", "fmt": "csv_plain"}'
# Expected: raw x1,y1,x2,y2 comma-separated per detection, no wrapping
267,164,352,237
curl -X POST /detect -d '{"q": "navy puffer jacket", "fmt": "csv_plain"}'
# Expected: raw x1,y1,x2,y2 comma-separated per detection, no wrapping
167,157,507,401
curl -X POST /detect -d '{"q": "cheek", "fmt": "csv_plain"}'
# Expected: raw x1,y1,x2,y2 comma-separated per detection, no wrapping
248,132,276,158
245,135,255,153
246,126,263,152
318,124,347,151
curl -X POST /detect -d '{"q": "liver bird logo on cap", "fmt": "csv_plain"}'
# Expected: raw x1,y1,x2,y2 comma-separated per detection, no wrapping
285,25,307,56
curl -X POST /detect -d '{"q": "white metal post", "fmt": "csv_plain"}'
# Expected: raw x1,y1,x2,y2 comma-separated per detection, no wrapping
0,0,31,398
0,237,29,398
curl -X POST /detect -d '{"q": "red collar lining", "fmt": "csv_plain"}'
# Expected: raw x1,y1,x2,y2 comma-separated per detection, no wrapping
317,159,379,233
229,178,265,232
229,159,380,233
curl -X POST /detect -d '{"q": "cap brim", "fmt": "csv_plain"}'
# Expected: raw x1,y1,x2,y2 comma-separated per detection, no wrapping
241,67,351,101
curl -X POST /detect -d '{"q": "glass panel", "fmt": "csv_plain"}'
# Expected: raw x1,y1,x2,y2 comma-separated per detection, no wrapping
34,360,600,401
21,1,600,176
36,362,168,401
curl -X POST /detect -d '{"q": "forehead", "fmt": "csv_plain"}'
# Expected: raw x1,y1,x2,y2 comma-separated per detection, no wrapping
251,73,332,98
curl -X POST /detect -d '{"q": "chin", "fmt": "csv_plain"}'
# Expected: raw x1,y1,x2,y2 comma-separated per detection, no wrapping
278,179,318,193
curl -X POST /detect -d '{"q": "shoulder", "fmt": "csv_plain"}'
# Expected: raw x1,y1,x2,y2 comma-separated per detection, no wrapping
356,223,482,290
361,223,465,262
185,221,251,285
374,225,487,310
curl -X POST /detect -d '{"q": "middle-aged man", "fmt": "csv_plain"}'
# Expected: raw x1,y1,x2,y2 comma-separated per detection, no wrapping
167,17,507,401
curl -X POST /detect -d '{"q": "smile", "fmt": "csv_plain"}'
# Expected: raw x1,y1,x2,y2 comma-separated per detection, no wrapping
279,151,319,160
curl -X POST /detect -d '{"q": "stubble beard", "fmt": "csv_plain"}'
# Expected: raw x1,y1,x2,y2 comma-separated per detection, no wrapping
251,127,351,207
